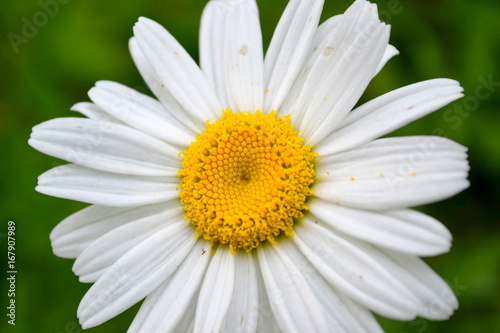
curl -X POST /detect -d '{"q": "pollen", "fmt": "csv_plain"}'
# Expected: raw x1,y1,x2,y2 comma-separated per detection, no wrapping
177,110,316,253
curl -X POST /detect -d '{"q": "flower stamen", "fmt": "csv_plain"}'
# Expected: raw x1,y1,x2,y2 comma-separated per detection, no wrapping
178,110,316,253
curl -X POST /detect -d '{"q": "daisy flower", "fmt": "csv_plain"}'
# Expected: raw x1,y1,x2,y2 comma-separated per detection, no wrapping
30,0,469,331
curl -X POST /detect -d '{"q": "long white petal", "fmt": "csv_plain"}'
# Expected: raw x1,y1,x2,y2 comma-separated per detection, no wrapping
133,17,221,125
309,199,452,256
129,240,211,332
254,254,281,333
201,0,263,112
293,217,421,320
279,239,382,332
257,243,329,332
168,296,197,333
127,277,175,333
221,252,259,332
316,79,464,155
73,201,184,282
200,0,231,108
77,222,196,329
88,80,195,146
314,136,470,210
194,246,235,333
129,37,202,134
223,0,263,112
300,222,459,321
263,0,324,112
381,250,458,320
37,164,179,207
336,293,383,333
50,203,174,258
29,117,179,176
280,0,390,145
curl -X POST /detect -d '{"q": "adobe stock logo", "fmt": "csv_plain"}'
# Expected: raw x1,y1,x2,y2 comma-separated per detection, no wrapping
7,0,72,54
439,74,499,132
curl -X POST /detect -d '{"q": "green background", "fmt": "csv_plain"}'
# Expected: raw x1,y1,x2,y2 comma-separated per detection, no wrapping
1,0,499,332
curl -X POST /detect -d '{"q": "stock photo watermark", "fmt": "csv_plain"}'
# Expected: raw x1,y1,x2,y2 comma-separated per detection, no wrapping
384,74,499,192
7,0,72,54
335,0,409,60
5,221,17,326
439,74,499,133
401,277,467,333
378,0,405,23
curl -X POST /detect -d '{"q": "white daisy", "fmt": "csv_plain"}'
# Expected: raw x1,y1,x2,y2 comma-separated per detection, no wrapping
30,0,469,332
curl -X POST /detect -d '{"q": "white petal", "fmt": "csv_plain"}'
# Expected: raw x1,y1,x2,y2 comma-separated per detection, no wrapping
70,102,123,124
254,256,281,333
73,201,184,282
263,0,324,112
168,297,197,333
50,203,173,258
316,79,464,155
134,293,198,333
29,117,179,176
194,246,235,333
316,135,466,171
133,17,221,125
223,1,264,113
88,80,195,146
309,198,452,256
200,0,257,110
201,0,263,112
301,225,459,321
314,136,470,210
381,250,458,320
374,44,399,75
257,243,329,332
277,239,382,332
221,252,259,333
129,37,202,134
128,280,175,333
280,0,390,145
78,222,196,329
37,164,179,207
294,217,421,320
309,15,342,54
199,0,230,108
336,293,383,333
129,240,211,332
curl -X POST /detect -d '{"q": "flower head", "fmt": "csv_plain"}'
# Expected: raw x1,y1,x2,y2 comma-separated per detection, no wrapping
178,110,317,253
30,0,469,331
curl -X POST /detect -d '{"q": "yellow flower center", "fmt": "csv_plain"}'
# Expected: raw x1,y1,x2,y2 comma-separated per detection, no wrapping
177,110,316,253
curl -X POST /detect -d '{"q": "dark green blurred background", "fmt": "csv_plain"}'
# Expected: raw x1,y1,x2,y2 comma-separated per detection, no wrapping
1,0,499,332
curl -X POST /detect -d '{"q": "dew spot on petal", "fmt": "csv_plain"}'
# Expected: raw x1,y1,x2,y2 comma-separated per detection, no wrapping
323,46,334,57
239,45,249,56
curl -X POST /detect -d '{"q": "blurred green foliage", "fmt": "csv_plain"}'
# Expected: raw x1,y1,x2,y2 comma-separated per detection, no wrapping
1,0,499,332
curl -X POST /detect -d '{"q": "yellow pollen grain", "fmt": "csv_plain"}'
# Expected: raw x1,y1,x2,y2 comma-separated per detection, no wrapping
177,110,316,253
